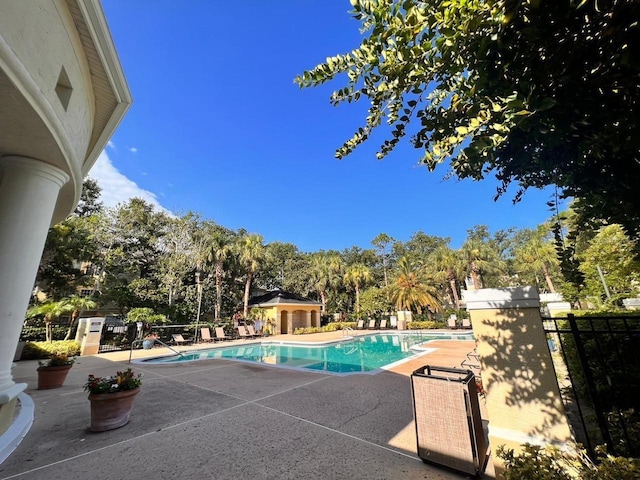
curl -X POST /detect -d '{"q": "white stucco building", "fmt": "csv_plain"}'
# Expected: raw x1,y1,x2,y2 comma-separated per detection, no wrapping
0,0,131,460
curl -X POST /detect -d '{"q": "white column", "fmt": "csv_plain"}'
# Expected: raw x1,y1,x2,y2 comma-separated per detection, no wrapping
306,311,311,328
0,156,69,401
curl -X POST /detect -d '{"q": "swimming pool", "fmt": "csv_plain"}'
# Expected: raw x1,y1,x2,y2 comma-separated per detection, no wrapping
140,332,474,374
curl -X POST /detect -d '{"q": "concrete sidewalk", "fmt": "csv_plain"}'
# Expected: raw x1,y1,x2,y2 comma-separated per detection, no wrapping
1,336,488,480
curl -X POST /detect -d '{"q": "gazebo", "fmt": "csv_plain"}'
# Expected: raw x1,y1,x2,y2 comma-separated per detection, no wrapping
248,290,322,335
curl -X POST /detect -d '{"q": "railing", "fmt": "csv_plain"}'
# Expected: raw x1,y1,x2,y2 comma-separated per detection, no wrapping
543,314,640,457
342,326,356,338
128,338,184,363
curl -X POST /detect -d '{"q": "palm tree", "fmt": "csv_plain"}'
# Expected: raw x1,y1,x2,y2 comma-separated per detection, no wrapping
205,230,234,321
431,245,464,310
309,252,344,313
459,237,505,290
237,234,265,318
63,295,97,340
514,229,559,293
27,300,73,342
389,257,441,314
344,263,371,314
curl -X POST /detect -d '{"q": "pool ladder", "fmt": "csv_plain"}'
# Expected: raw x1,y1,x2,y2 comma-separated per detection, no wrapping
342,327,357,338
128,338,185,363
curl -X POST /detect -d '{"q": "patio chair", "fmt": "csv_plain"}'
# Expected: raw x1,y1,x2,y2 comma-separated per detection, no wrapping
171,333,190,345
367,318,376,329
200,327,214,342
379,319,388,329
237,325,251,339
214,327,230,342
246,325,263,338
356,319,365,330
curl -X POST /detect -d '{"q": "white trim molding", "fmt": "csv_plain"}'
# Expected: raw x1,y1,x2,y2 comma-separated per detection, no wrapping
463,286,540,311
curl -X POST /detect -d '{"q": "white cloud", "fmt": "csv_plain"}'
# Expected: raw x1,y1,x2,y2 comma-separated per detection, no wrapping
129,147,138,153
88,150,170,214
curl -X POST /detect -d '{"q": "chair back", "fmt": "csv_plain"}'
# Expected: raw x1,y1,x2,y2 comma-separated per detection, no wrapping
368,319,376,329
237,325,248,337
201,327,212,340
357,320,364,329
380,319,387,329
215,327,227,339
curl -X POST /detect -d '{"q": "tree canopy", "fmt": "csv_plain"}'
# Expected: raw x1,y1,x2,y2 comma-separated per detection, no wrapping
295,0,640,235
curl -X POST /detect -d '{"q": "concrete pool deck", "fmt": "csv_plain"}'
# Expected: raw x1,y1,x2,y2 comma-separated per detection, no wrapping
1,331,494,479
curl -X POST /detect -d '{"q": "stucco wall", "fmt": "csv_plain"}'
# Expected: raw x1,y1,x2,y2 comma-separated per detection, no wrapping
0,1,94,171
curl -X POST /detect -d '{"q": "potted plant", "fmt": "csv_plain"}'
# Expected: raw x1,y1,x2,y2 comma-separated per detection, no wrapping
84,368,142,432
36,353,74,390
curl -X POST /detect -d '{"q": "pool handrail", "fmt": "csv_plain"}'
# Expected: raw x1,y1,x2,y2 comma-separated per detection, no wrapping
129,338,185,363
342,326,357,337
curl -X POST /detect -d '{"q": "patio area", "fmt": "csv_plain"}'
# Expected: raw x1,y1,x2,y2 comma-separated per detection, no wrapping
0,332,492,480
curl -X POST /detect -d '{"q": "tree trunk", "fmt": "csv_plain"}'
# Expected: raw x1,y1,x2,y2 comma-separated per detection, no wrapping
215,262,223,321
471,264,481,290
320,290,327,315
215,276,222,321
449,276,460,310
355,283,360,313
542,264,556,293
243,272,253,318
64,310,80,341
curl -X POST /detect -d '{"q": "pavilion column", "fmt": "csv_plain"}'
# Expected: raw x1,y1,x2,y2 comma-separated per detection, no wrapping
0,156,69,402
306,311,311,329
464,287,573,478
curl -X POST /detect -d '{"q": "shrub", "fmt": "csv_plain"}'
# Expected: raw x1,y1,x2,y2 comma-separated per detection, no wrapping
498,443,640,479
292,322,358,335
407,320,442,330
21,340,81,360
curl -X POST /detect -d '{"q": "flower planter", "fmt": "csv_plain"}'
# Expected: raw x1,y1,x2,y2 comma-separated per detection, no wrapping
142,339,154,350
37,364,72,390
88,388,140,432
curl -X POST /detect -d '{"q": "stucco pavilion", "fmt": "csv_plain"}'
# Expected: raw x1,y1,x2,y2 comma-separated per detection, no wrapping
248,290,322,335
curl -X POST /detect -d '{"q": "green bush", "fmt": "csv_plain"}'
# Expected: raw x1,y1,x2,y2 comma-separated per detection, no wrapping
21,340,81,360
498,443,640,479
292,322,357,335
20,325,68,342
407,320,443,330
293,327,322,335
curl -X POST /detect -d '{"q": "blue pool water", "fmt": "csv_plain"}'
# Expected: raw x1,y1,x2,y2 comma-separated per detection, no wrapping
141,333,473,374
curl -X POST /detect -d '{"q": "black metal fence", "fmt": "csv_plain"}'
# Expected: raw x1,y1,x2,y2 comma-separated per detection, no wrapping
543,314,640,457
98,323,213,353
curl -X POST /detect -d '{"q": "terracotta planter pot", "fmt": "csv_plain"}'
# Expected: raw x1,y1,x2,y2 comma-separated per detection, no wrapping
88,388,140,432
37,364,72,390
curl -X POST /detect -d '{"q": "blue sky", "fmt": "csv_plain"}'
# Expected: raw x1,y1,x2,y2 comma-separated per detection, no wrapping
95,1,559,253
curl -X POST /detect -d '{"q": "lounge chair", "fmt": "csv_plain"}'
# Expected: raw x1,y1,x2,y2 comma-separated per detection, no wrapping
214,327,230,342
200,327,214,342
246,325,263,338
462,318,472,329
172,333,190,345
356,319,365,330
447,316,457,329
367,319,376,329
379,319,388,329
237,325,251,339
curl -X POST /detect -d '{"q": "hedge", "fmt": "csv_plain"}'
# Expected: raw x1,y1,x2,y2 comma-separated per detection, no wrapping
20,341,81,360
